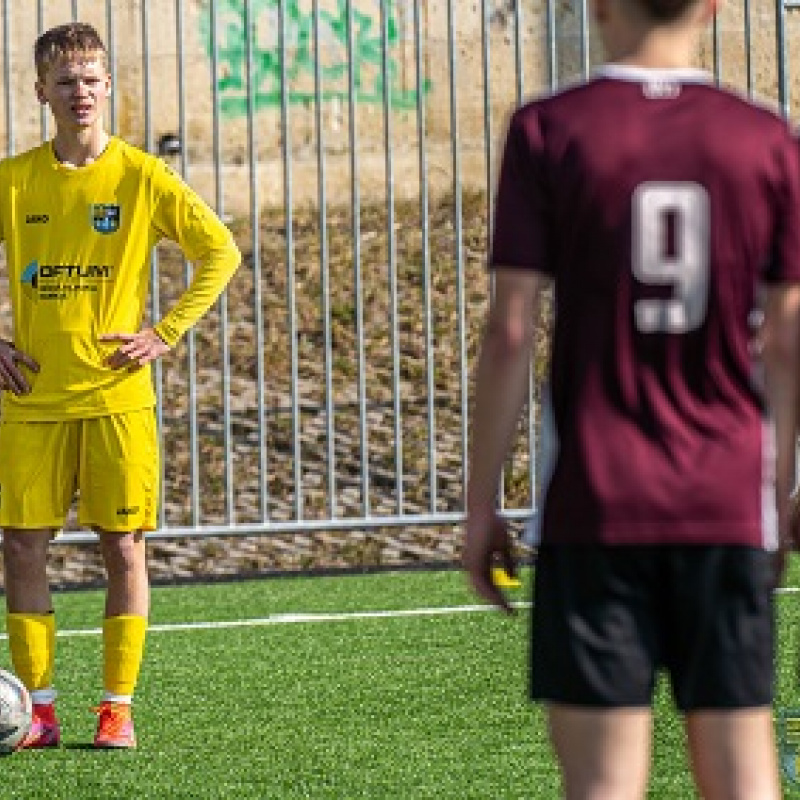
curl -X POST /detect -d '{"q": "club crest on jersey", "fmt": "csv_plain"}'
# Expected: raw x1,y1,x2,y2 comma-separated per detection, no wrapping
90,204,120,234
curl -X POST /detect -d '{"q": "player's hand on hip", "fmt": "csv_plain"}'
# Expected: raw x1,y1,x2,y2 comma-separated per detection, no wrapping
0,339,39,394
100,328,170,369
463,509,516,615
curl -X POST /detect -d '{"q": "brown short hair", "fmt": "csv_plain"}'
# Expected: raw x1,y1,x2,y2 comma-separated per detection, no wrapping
34,22,107,80
633,0,698,22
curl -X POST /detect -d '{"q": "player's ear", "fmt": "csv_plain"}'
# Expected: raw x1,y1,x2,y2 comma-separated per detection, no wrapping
34,81,47,105
699,0,721,22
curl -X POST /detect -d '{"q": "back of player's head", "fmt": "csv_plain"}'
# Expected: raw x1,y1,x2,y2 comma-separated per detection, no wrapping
628,0,700,23
34,22,107,80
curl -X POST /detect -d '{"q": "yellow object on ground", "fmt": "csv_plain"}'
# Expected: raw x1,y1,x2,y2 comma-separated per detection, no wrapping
491,567,522,589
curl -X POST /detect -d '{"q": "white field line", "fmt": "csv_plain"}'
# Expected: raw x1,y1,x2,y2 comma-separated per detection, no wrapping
2,586,798,641
0,601,532,640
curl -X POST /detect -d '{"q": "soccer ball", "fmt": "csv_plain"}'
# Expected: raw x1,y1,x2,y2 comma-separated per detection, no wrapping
0,669,32,754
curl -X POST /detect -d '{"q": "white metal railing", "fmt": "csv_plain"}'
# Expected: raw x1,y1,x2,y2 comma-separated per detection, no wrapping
0,1,796,543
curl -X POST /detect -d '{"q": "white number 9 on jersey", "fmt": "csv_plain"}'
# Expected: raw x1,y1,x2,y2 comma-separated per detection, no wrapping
632,182,710,334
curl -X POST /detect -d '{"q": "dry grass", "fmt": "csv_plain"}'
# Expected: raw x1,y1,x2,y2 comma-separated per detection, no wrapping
155,188,549,530
1,190,549,584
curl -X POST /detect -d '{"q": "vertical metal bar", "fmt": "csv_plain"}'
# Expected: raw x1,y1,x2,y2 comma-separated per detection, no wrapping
106,0,117,135
579,0,589,78
312,0,336,517
243,0,268,523
209,0,234,524
481,0,492,236
175,0,200,528
4,0,13,156
744,0,754,97
712,9,721,84
446,0,467,507
777,0,789,118
510,0,535,518
481,0,504,507
142,0,154,275
380,0,402,512
514,0,535,507
513,0,523,103
280,0,302,520
71,0,79,22
346,0,370,517
37,0,49,141
413,0,435,512
483,0,506,511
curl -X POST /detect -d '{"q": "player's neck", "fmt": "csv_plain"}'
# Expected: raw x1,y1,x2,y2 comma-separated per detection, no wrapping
605,33,698,70
52,128,110,168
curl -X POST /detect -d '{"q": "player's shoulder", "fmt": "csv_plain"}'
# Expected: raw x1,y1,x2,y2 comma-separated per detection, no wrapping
0,141,51,178
109,136,195,197
506,75,641,141
510,70,795,148
108,136,166,175
699,82,792,132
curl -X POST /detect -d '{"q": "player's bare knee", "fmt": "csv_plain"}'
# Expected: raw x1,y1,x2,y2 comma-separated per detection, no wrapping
1,531,50,569
98,531,145,575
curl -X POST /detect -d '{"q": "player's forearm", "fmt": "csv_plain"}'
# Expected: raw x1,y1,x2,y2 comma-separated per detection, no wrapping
154,243,241,347
467,317,535,518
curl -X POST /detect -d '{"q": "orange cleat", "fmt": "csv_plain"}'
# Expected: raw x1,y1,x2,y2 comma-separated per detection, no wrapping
92,701,136,749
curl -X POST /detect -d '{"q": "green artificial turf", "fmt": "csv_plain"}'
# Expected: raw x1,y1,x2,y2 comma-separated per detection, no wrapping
1,561,799,798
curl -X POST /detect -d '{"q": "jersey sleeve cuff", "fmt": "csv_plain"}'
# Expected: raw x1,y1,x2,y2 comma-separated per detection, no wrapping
153,321,180,349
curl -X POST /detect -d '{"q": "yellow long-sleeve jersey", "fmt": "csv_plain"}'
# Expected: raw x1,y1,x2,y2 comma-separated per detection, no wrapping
0,136,241,421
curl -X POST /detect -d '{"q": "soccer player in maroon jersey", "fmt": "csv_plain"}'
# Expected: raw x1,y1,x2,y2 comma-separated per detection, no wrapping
464,0,800,797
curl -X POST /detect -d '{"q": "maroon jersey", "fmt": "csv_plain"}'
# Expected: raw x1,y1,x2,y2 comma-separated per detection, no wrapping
491,66,800,547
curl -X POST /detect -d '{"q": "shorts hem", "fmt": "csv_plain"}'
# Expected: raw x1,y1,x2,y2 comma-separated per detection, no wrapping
81,522,158,534
0,521,64,531
532,695,651,710
677,698,773,713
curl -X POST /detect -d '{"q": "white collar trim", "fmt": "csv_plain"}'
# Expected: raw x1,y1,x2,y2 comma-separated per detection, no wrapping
594,64,712,84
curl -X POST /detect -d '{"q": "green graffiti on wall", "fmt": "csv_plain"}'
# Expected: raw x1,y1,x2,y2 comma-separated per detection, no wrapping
201,0,432,114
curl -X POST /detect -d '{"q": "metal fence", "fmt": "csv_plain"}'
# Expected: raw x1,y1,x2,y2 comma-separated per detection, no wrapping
0,1,798,544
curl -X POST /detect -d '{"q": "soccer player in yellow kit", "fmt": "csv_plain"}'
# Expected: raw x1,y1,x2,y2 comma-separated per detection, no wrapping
0,23,241,748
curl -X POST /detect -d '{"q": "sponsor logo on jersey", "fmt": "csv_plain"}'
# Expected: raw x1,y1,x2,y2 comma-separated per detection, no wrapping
38,264,111,279
20,259,113,300
21,260,39,287
90,203,120,234
25,213,49,224
20,260,39,299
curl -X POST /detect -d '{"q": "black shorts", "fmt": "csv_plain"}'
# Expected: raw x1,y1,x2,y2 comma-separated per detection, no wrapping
530,544,775,711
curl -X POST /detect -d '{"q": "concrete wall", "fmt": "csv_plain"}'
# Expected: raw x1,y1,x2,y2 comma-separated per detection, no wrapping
0,0,798,215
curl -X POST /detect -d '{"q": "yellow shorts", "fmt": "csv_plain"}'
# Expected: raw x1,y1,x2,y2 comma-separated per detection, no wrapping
0,409,159,532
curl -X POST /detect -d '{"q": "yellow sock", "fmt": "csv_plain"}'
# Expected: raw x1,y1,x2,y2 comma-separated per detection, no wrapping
6,613,56,691
103,615,147,697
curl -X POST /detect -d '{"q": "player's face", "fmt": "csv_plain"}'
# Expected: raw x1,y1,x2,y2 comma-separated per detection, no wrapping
36,53,110,132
